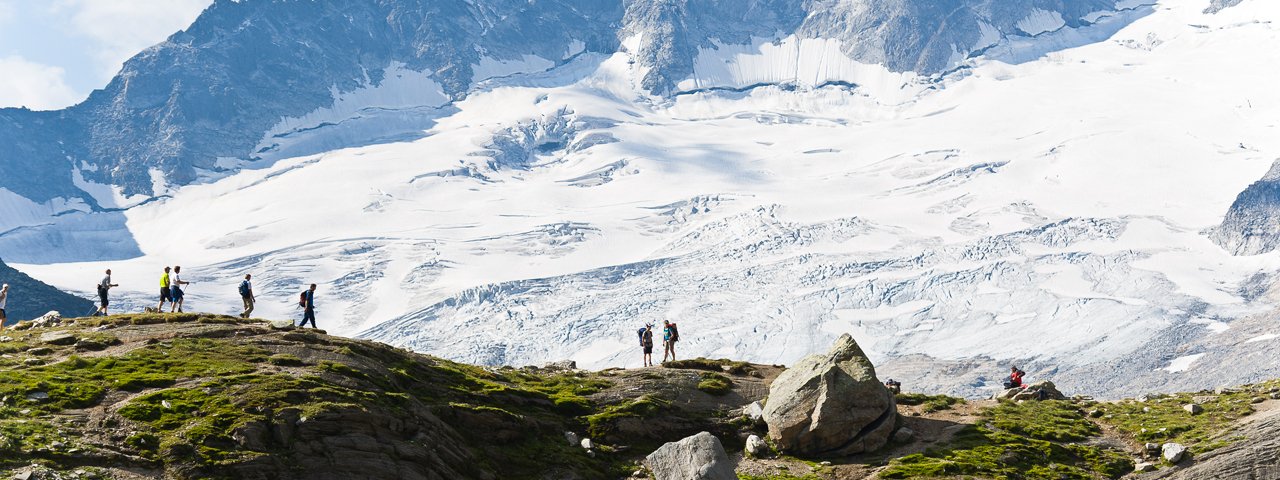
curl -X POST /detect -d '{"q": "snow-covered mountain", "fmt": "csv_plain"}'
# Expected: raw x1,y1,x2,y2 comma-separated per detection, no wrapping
2,0,1278,398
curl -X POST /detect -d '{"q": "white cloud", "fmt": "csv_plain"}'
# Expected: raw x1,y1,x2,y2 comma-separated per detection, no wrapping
0,55,82,110
53,0,211,78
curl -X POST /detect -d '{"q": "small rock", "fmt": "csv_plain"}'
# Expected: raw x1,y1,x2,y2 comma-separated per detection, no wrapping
892,428,915,443
19,409,30,415
23,358,43,366
1251,397,1265,404
13,471,34,480
742,401,763,422
161,400,173,409
1192,395,1219,404
1162,443,1187,463
1088,409,1103,418
26,347,52,356
38,332,76,345
267,319,295,330
1271,392,1280,400
1134,462,1156,472
1137,394,1150,402
1215,387,1234,395
580,438,594,450
1183,404,1203,415
819,461,832,466
543,360,577,371
1144,443,1161,455
49,441,65,449
745,435,768,457
564,431,579,447
0,336,12,342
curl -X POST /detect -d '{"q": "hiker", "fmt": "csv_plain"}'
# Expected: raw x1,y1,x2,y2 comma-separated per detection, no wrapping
0,284,8,328
238,274,255,318
662,319,680,363
638,323,655,367
158,266,172,311
884,378,901,394
298,283,317,328
95,269,118,316
170,265,191,313
1003,366,1025,389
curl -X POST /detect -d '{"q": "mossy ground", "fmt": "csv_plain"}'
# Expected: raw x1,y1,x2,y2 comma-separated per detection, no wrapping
896,392,965,413
1092,381,1277,453
880,400,1132,479
0,312,763,479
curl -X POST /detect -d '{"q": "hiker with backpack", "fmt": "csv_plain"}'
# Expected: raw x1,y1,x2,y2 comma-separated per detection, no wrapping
1003,366,1025,389
638,323,655,367
170,265,190,312
158,266,172,311
94,269,118,316
298,283,317,328
662,319,680,363
0,284,8,328
238,274,255,318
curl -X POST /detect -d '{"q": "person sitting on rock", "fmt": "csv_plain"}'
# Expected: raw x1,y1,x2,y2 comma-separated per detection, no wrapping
1003,366,1025,389
884,378,901,394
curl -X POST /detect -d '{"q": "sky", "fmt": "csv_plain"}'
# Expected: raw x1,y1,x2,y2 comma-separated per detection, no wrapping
0,0,213,111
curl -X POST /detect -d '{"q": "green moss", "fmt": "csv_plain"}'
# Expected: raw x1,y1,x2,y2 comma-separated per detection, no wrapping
267,353,305,366
586,395,670,439
896,393,965,413
737,473,824,480
985,400,1099,442
1097,385,1265,452
664,357,754,375
0,339,267,416
0,418,68,457
881,401,1132,479
696,372,733,396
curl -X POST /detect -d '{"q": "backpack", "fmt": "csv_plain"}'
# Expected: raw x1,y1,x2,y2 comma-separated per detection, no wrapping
637,328,646,343
238,281,250,297
299,291,308,308
668,323,679,342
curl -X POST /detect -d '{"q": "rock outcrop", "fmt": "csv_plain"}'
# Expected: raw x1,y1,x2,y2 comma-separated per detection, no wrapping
643,432,736,480
1212,160,1280,256
762,334,896,456
995,380,1067,401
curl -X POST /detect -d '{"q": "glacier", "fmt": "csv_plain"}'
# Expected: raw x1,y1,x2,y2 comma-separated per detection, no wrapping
2,0,1279,399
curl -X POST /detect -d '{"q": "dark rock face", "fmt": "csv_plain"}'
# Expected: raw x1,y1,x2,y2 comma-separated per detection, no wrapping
0,258,94,323
1212,160,1280,256
1136,409,1280,479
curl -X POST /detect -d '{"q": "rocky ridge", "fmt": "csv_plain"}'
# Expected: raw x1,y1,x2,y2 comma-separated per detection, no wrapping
0,314,1277,479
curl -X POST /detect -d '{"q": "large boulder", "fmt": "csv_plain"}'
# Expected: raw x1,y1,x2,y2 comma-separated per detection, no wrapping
644,432,735,480
762,334,896,456
1008,381,1066,401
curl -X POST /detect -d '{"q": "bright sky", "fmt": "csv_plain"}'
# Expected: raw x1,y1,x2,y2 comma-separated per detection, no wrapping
0,0,213,111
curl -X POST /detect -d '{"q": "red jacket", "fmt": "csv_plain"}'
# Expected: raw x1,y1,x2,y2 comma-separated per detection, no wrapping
1010,371,1025,387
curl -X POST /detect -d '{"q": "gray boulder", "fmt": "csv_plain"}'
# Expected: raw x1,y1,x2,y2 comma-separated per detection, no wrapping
1184,404,1203,415
762,334,896,456
644,432,735,480
1162,442,1187,464
745,434,767,458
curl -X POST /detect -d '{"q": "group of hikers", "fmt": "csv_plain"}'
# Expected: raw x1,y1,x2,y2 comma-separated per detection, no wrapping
638,320,680,367
88,267,321,328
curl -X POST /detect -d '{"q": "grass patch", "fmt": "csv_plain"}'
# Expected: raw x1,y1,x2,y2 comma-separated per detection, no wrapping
1096,384,1267,452
985,400,1099,442
881,400,1131,479
896,393,965,413
697,372,733,396
586,394,670,439
664,357,754,375
0,339,267,416
267,353,305,366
